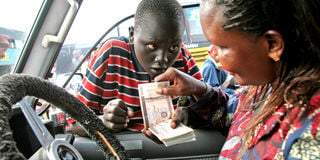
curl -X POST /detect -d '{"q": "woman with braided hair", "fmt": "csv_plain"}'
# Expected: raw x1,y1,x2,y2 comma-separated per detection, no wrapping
155,0,320,159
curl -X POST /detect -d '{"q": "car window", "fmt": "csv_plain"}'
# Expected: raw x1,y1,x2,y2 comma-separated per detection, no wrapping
0,0,208,85
51,0,209,87
0,0,43,76
2,1,226,159
51,0,141,86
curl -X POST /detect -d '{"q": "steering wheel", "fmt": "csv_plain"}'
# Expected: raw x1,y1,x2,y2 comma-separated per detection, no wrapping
0,74,129,160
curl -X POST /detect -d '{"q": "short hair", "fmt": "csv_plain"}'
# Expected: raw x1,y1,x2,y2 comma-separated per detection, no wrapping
134,0,185,32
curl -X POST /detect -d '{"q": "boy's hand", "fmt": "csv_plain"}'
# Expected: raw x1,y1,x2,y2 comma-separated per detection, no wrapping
142,129,163,144
102,99,134,131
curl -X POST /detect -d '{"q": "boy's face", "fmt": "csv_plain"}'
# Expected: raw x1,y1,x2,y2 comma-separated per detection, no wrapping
133,13,185,78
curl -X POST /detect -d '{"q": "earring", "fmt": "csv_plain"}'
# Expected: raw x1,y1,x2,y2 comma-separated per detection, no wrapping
129,37,134,44
269,52,280,62
129,26,134,44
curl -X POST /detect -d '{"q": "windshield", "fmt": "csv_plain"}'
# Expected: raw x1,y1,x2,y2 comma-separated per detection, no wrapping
1,1,225,159
0,0,206,81
52,0,141,84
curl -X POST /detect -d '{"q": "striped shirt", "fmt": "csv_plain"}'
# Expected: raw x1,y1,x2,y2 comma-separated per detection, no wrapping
77,37,202,131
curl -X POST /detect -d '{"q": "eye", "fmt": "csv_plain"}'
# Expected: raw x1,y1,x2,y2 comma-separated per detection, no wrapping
169,45,179,52
147,44,157,51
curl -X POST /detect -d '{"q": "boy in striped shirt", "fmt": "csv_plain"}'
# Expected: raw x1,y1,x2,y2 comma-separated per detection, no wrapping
71,0,202,135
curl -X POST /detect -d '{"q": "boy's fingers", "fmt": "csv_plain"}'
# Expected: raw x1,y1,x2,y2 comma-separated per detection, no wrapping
127,109,135,117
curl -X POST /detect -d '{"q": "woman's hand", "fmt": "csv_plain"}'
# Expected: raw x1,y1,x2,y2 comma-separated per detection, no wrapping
102,99,134,131
154,67,207,99
143,107,190,144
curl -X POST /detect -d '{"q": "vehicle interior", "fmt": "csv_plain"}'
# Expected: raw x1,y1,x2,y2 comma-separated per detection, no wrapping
0,0,225,159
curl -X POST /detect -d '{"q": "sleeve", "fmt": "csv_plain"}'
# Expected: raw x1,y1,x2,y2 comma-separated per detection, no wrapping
178,45,239,132
76,40,113,112
189,86,239,134
286,94,320,159
287,119,320,159
180,44,203,81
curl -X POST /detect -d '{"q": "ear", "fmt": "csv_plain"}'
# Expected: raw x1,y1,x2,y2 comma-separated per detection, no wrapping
263,30,285,62
129,26,134,43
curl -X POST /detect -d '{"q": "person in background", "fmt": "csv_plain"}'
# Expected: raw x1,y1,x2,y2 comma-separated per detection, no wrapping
0,35,9,59
154,0,320,159
71,0,202,136
201,44,237,93
207,44,221,67
0,34,11,76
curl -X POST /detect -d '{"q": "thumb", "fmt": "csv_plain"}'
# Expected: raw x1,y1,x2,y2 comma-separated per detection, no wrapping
158,87,178,96
127,108,135,117
170,120,178,129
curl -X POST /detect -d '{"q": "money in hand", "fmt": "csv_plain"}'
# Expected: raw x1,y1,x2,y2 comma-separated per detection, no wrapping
138,81,196,146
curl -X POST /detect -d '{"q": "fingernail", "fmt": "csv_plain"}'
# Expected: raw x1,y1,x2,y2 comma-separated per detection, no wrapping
156,88,162,94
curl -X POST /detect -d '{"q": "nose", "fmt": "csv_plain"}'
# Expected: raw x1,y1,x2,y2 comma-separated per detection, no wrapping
154,51,169,65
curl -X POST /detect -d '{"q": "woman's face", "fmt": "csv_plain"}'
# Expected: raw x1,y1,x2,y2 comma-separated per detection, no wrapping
200,3,278,86
133,13,184,78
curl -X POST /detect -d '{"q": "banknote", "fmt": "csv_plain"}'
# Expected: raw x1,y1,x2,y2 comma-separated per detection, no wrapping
138,81,196,146
138,81,174,128
148,119,196,146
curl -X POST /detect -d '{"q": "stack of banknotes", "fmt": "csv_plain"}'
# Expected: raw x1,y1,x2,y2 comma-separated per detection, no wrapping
138,81,196,146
